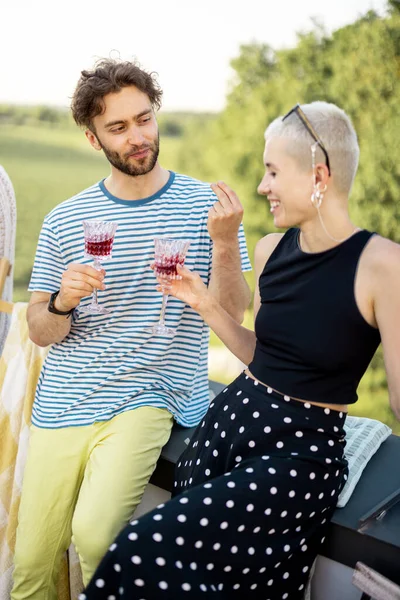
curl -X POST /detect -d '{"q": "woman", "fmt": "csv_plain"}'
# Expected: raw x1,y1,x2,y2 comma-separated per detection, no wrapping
82,101,400,599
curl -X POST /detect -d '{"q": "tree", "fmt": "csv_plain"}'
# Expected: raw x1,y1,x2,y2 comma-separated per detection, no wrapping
178,4,400,265
176,3,400,431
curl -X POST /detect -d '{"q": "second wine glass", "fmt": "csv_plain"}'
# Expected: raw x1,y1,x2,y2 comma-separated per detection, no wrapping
81,220,118,315
149,237,190,336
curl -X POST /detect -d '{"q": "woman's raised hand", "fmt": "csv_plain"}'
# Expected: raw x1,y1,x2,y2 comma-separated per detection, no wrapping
156,264,210,313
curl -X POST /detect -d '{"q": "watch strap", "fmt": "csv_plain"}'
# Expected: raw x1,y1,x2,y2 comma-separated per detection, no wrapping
47,291,73,317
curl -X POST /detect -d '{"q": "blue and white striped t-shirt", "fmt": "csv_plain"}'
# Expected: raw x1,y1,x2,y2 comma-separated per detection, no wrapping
29,172,252,429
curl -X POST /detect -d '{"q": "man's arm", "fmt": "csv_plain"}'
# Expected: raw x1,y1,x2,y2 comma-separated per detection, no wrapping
27,263,105,347
28,291,73,346
207,182,251,323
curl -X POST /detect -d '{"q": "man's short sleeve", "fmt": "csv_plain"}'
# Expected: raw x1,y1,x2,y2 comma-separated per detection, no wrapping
28,219,65,293
238,222,252,272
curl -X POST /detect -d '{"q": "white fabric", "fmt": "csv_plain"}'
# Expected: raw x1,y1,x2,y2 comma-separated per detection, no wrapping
0,304,50,598
337,415,392,507
0,166,16,353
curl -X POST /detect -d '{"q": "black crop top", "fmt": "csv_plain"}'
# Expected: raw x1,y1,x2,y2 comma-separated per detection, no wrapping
248,228,381,405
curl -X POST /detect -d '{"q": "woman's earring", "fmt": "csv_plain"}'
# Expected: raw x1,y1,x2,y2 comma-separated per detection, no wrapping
311,183,327,208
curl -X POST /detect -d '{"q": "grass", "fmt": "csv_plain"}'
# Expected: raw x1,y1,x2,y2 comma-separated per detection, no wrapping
0,123,182,301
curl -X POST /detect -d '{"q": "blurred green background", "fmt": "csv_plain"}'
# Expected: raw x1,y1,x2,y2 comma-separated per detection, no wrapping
0,4,399,431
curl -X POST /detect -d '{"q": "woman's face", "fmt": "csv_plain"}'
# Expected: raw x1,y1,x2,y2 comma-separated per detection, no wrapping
258,137,314,229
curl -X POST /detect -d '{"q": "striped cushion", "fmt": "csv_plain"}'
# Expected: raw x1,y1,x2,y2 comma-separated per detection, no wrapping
337,416,392,507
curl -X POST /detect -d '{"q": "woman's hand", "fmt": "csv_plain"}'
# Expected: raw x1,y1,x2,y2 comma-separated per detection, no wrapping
156,264,211,313
155,263,257,365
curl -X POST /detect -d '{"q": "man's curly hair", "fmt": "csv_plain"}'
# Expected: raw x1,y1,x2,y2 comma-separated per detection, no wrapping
71,58,163,130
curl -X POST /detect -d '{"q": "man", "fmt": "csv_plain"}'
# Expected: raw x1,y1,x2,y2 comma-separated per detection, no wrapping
12,58,251,599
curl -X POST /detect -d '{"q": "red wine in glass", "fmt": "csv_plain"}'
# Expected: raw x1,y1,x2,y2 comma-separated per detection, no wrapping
82,220,118,314
149,237,190,335
154,254,185,278
85,237,114,259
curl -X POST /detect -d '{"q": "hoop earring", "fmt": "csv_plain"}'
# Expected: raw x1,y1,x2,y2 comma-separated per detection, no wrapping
311,182,327,208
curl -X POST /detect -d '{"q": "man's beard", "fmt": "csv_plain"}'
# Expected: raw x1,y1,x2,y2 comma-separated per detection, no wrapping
98,133,160,177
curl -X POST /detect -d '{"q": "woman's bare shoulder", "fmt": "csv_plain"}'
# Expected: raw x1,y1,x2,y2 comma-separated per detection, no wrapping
362,234,400,274
254,233,285,270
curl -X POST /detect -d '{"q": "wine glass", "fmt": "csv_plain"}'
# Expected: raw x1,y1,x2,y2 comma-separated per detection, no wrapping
81,220,118,315
149,237,190,335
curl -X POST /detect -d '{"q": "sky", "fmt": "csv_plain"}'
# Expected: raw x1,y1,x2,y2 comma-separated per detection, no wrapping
1,0,388,112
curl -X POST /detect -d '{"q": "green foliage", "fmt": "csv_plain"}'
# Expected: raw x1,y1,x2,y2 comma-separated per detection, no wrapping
351,347,400,434
388,0,400,13
177,6,400,255
158,119,183,137
175,4,400,432
0,104,72,127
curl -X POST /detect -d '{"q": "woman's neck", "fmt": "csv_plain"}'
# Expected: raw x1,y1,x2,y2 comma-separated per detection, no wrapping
299,200,359,253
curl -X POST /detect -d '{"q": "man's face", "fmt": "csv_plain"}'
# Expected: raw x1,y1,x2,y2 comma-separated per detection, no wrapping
87,85,160,177
99,130,160,177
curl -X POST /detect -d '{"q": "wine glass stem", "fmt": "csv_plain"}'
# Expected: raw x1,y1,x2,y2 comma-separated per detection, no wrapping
158,293,169,326
92,258,102,306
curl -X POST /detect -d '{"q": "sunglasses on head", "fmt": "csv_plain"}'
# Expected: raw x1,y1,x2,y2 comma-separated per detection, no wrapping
282,104,331,176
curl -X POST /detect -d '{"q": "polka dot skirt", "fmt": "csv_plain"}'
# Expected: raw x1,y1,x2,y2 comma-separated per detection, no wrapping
83,372,348,599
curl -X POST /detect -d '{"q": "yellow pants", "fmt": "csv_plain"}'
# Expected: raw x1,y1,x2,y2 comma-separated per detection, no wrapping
11,406,173,600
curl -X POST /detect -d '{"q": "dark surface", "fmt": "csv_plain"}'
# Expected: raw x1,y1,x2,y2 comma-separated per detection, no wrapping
323,433,400,583
150,381,400,583
331,435,400,538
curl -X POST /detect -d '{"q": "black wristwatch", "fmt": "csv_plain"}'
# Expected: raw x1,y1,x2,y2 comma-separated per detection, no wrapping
47,290,73,317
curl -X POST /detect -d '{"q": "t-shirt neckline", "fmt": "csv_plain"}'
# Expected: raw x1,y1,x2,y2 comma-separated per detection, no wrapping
99,171,175,206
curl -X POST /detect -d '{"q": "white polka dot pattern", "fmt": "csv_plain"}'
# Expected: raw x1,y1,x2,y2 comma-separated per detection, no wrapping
83,372,347,600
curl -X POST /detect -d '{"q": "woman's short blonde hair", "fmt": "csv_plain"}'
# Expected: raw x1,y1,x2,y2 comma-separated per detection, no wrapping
265,101,359,196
